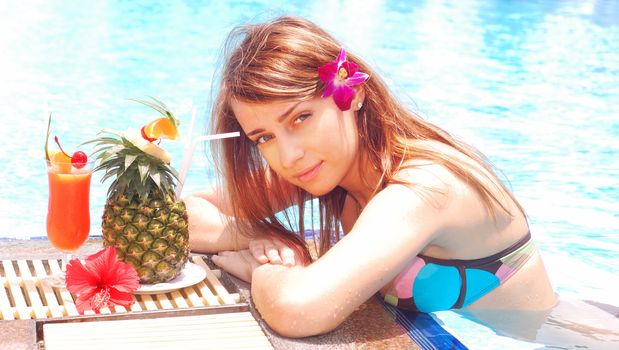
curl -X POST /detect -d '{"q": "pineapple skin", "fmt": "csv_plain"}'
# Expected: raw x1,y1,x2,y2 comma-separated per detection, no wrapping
102,194,189,284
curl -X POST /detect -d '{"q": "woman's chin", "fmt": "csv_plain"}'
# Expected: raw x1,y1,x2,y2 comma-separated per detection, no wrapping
299,182,338,197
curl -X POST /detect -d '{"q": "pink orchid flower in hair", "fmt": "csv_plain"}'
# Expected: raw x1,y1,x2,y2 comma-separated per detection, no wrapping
318,48,369,111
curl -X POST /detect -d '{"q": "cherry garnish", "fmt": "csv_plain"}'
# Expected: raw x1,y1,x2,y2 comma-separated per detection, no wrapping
54,136,88,169
71,151,88,169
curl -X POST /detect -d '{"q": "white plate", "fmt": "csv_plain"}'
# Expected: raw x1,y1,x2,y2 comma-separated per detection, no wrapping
134,262,207,294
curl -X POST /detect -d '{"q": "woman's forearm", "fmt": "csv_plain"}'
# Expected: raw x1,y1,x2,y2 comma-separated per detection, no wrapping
251,263,345,337
251,264,308,337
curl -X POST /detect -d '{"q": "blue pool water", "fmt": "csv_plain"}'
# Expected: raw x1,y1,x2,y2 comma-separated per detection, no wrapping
1,0,618,348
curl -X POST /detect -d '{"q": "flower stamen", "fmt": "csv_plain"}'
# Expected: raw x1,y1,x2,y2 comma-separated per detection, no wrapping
91,286,111,311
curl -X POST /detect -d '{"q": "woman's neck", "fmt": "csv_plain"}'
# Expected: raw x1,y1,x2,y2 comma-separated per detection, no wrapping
338,151,383,209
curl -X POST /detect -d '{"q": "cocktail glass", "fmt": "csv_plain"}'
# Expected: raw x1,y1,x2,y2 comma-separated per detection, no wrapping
45,157,94,287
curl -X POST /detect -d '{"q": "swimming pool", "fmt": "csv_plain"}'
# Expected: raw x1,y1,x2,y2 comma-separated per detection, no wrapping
1,0,617,348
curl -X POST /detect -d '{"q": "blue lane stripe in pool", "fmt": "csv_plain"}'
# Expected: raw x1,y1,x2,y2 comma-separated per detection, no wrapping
382,300,467,350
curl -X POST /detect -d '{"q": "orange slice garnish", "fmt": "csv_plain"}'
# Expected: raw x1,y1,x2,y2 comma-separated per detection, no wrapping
50,151,72,174
142,118,178,141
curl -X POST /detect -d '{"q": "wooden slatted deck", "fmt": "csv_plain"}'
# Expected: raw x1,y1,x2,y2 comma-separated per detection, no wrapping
0,256,241,320
1,255,273,348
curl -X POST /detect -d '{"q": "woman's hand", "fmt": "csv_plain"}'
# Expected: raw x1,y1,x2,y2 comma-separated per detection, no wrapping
249,237,298,267
211,249,261,283
212,237,303,283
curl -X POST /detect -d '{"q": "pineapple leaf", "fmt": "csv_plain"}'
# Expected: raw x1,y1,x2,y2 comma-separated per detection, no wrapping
136,180,148,201
130,97,179,126
169,167,180,180
125,154,138,170
149,96,178,124
82,137,121,147
92,145,114,157
97,129,124,137
101,170,119,184
98,152,115,163
85,108,180,202
110,176,131,199
138,160,149,184
161,174,175,193
149,96,169,110
96,139,123,147
94,161,115,173
150,172,161,189
129,98,166,117
105,145,125,157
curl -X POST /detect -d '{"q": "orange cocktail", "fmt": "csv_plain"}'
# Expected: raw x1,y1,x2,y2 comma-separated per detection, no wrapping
46,160,93,252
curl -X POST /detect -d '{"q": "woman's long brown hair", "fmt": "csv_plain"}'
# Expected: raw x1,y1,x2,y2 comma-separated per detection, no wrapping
209,16,525,263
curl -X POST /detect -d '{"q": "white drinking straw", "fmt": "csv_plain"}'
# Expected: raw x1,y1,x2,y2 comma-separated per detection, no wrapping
186,106,197,147
174,131,240,200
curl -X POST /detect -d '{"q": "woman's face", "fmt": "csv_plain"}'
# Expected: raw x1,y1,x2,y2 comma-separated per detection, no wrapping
231,96,361,196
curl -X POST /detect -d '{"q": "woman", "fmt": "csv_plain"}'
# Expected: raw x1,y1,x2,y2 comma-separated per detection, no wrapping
185,16,557,338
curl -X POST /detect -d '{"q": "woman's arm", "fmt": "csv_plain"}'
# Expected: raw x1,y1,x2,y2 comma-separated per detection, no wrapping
186,176,301,253
250,182,449,337
187,164,303,253
185,187,250,253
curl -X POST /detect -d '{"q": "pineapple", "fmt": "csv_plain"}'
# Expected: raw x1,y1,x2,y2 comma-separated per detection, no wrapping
89,98,189,284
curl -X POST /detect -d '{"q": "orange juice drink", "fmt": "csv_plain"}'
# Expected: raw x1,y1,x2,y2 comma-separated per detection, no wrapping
46,161,92,251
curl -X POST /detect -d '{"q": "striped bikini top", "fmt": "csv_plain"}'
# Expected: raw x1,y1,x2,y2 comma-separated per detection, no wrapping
384,232,536,312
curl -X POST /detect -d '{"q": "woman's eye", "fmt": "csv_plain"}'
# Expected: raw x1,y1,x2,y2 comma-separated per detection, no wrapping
293,113,311,125
255,134,273,145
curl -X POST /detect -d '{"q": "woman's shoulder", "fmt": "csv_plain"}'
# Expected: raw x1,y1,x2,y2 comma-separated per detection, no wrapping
392,139,494,203
406,138,483,168
388,155,496,230
392,157,465,201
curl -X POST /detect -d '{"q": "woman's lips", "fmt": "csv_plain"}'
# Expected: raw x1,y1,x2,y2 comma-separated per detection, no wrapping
294,161,323,182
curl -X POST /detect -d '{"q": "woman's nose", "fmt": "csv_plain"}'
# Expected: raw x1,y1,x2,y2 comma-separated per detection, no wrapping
278,135,304,169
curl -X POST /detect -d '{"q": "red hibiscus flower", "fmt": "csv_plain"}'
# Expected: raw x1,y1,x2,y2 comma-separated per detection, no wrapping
65,247,140,313
318,48,369,111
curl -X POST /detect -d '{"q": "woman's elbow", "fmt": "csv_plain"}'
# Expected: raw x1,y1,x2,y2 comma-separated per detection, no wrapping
254,289,341,338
